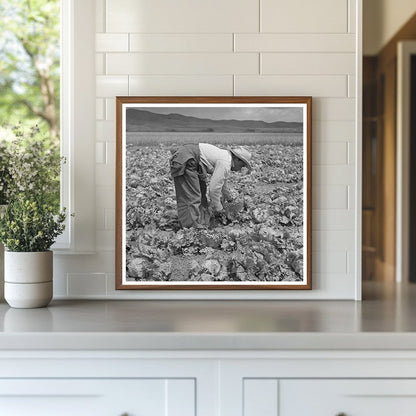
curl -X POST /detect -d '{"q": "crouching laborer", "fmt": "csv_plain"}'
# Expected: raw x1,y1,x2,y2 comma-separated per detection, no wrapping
169,143,252,228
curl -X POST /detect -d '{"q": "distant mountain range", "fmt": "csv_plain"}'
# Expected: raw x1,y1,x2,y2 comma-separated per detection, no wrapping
126,109,303,133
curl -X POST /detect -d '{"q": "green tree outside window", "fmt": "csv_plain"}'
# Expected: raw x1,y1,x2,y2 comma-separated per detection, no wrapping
0,0,60,141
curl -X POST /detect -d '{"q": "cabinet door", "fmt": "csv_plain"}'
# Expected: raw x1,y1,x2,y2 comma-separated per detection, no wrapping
281,380,416,416
0,379,195,416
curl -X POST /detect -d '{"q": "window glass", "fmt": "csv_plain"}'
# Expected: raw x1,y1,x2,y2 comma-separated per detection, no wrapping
0,0,60,210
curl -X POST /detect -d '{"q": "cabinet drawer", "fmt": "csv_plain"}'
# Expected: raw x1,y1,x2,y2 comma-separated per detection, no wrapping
280,380,416,416
0,379,195,416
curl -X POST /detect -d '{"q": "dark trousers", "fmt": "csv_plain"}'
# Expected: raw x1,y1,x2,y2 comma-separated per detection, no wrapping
170,145,208,228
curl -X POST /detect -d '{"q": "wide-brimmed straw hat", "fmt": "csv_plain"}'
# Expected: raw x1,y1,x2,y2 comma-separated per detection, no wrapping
229,146,252,171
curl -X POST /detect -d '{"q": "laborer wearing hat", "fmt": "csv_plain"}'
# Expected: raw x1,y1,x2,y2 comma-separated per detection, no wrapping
170,143,252,228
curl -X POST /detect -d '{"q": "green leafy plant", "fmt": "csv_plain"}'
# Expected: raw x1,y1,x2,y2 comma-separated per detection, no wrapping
0,196,66,252
0,140,12,205
0,124,67,251
0,124,61,210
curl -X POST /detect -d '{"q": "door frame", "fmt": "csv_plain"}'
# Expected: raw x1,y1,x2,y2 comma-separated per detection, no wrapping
396,41,416,282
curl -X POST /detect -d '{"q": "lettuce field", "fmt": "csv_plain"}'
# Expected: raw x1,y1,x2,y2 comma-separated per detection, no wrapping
125,133,304,283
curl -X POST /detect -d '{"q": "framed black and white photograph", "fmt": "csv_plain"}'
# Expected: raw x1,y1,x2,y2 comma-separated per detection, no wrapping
116,96,311,290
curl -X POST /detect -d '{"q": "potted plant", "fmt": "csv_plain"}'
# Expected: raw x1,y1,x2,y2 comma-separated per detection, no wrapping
0,196,66,308
0,124,65,308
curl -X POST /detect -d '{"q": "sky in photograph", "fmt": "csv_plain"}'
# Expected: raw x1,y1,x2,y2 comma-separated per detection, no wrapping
133,106,303,123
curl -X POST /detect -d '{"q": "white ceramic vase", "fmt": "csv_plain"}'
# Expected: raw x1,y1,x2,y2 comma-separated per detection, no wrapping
4,251,53,308
0,243,4,302
0,205,7,302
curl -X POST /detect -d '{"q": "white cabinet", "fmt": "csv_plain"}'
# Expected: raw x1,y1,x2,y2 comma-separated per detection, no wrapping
219,353,416,415
0,353,217,416
280,380,416,416
0,379,195,416
1,350,416,415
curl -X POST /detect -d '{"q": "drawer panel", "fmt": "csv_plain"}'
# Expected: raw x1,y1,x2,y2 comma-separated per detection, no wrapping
280,380,416,416
0,379,195,416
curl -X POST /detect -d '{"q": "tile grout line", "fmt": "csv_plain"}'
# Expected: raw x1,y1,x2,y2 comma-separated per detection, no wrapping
347,74,351,97
347,141,350,165
103,0,106,33
259,53,262,75
347,0,351,33
346,251,349,274
347,185,350,210
233,74,236,96
259,0,262,32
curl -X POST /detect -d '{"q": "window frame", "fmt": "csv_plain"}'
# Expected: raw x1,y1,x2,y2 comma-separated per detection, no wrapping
53,0,95,253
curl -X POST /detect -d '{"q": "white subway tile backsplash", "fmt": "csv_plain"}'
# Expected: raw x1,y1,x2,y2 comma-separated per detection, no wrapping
96,53,105,75
235,34,356,53
312,98,355,121
52,267,68,297
96,0,105,33
313,121,355,142
129,75,233,96
96,230,116,251
261,0,348,33
96,98,105,120
105,208,116,230
55,252,115,274
130,34,233,52
96,164,115,186
313,185,349,209
106,0,259,33
347,250,355,274
96,186,115,209
313,230,355,251
96,142,106,164
312,251,347,274
349,0,357,33
106,98,116,121
313,142,348,165
348,75,356,97
96,120,116,142
96,207,106,230
235,75,347,97
324,273,356,297
348,142,356,165
96,34,129,52
106,142,116,165
348,185,355,210
313,165,355,185
262,53,355,75
312,210,354,230
67,273,107,296
106,273,117,296
107,53,259,75
96,75,128,97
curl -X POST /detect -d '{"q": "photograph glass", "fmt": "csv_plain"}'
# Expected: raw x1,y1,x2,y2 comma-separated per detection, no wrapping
116,97,311,290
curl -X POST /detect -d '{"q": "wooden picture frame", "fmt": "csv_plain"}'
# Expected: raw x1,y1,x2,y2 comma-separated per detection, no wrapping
116,96,312,290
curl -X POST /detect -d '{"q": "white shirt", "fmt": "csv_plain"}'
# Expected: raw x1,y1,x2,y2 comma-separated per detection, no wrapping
198,143,231,211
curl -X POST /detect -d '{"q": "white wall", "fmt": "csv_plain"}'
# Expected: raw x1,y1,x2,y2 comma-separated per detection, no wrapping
54,0,360,300
364,0,416,54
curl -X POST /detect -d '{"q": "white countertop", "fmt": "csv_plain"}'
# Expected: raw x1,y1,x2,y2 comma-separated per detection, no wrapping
1,282,416,350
